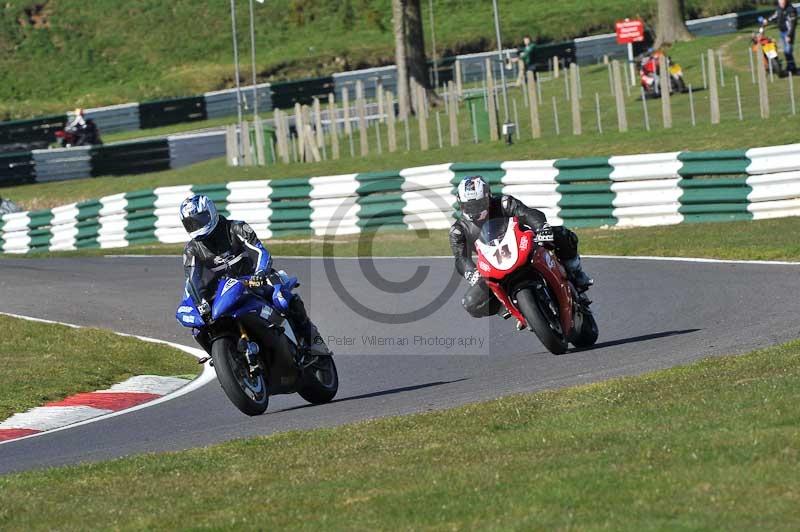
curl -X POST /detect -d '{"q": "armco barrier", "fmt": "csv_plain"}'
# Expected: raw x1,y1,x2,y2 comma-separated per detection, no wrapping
31,147,92,183
67,103,140,135
205,84,272,119
90,138,171,177
0,115,66,146
4,143,800,255
138,96,207,129
0,151,35,186
1,128,231,185
168,131,227,169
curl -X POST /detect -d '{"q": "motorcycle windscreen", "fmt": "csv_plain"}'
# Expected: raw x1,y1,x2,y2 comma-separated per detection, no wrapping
475,218,520,272
478,218,509,245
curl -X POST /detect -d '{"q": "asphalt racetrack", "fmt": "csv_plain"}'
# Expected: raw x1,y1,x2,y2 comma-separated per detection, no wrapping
1,255,799,474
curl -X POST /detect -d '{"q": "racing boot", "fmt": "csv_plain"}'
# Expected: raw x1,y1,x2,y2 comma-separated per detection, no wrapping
564,256,594,292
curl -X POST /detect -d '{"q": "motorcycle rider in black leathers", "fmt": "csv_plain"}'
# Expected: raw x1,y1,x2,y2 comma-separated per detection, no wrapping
179,194,331,357
450,175,593,319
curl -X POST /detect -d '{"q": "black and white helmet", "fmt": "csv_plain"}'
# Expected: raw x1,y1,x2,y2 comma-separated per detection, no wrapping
179,194,219,240
457,175,491,223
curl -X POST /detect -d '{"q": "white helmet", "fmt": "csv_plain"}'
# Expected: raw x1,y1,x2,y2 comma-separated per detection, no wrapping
179,194,219,240
457,175,491,223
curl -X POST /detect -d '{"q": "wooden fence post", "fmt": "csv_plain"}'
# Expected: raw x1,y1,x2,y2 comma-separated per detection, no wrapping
356,80,369,157
526,70,541,138
486,59,499,141
757,45,770,119
241,120,253,166
386,90,397,152
294,103,305,161
570,63,581,135
455,60,463,96
417,82,429,151
659,54,672,129
708,50,720,124
327,93,340,160
611,60,627,132
448,81,459,147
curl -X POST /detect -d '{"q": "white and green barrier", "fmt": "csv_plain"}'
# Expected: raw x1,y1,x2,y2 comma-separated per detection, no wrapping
2,143,800,254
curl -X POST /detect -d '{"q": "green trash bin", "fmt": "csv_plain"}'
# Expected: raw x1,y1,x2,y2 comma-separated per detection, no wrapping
465,93,494,143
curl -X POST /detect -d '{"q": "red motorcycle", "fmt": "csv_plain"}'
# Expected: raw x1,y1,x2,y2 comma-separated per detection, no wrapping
640,50,687,98
54,120,102,148
475,217,598,354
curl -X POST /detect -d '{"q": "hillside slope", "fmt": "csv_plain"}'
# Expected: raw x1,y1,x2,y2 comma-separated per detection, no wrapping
0,0,767,117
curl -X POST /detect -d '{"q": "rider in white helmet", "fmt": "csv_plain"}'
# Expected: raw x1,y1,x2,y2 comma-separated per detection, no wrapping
179,194,331,357
450,175,593,318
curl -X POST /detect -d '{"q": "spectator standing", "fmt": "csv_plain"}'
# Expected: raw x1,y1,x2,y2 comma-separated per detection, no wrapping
514,35,537,86
768,0,798,74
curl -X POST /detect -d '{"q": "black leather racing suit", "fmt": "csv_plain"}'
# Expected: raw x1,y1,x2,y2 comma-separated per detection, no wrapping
769,3,798,72
183,215,317,352
449,195,579,318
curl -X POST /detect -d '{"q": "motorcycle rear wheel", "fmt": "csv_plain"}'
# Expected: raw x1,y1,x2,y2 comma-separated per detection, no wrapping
769,58,783,77
211,337,269,416
298,356,339,404
516,287,568,355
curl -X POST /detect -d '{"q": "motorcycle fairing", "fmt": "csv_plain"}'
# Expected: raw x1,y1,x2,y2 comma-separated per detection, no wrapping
530,246,575,336
176,297,205,328
475,218,533,278
212,278,266,321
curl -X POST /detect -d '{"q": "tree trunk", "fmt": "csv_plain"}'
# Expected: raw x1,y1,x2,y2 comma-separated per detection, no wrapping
393,0,438,117
392,0,410,120
655,0,693,48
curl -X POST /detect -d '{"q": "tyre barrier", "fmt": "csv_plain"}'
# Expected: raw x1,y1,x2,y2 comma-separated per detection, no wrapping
2,143,800,254
1,130,233,186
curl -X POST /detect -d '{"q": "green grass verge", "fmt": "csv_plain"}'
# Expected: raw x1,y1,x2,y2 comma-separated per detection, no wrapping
6,216,800,262
0,315,199,421
0,0,765,118
2,338,799,529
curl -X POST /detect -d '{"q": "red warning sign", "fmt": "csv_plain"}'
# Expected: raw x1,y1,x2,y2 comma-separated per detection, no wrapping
616,19,645,45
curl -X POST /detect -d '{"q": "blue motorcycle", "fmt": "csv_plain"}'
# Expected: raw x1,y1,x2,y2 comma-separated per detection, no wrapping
176,272,338,416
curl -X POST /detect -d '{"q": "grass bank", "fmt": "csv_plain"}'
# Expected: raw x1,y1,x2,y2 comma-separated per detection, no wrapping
0,315,198,421
6,216,800,262
0,0,767,118
4,29,800,211
2,337,799,529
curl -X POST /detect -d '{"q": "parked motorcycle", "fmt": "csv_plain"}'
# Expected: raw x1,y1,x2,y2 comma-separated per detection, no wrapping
753,18,784,78
640,50,687,98
54,119,102,148
475,217,598,355
176,271,338,416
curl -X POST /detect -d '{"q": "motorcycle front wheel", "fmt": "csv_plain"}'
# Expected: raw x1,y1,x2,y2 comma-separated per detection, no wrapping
572,311,599,349
211,337,269,416
516,287,568,355
298,356,339,405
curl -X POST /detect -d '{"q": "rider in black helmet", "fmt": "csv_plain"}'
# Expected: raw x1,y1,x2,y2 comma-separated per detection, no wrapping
449,175,593,319
179,194,331,357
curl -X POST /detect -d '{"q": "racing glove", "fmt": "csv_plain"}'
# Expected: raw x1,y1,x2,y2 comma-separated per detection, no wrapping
465,269,481,286
197,299,211,321
249,270,268,287
534,223,554,244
